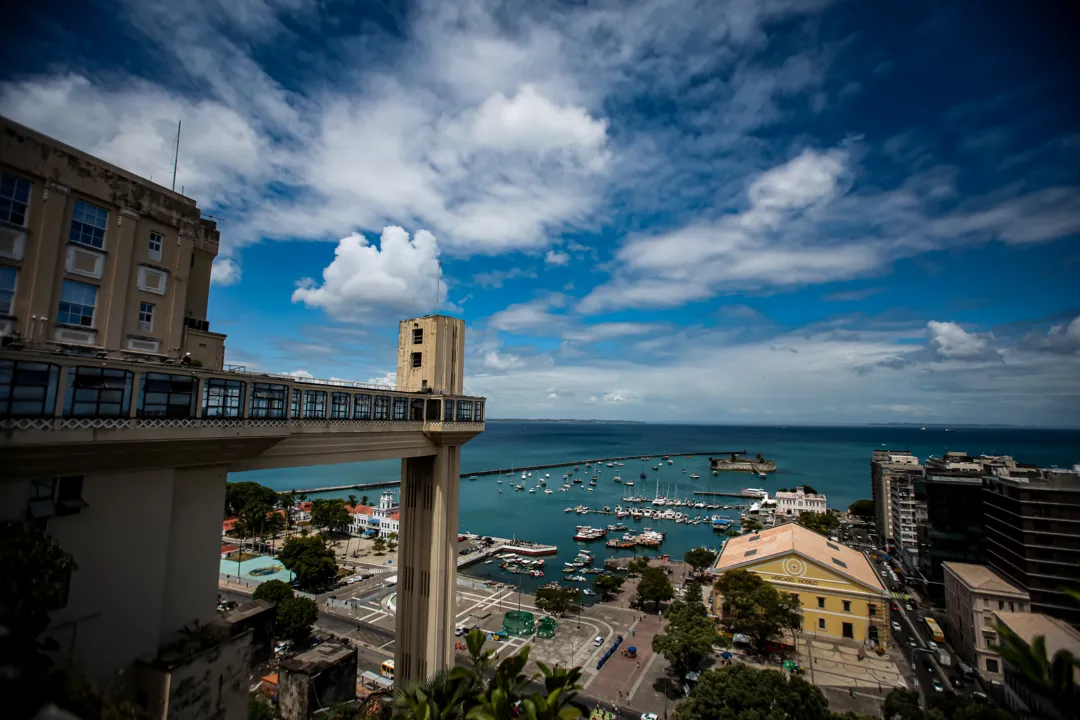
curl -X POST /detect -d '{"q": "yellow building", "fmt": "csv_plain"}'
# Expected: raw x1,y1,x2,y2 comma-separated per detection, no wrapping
712,523,890,645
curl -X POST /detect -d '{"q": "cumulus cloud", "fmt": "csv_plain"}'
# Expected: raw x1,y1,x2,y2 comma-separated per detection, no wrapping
926,321,1001,361
1021,316,1080,355
545,250,570,266
291,227,445,320
283,369,314,379
210,257,242,286
488,295,567,333
365,372,397,387
602,390,639,403
483,350,526,371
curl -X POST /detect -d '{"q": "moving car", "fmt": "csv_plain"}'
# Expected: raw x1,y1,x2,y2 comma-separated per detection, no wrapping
641,714,660,720
593,636,604,647
891,621,902,632
931,679,943,693
907,638,917,648
927,640,939,651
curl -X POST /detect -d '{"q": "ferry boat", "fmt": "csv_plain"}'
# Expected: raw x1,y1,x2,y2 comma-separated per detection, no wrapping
742,488,768,498
711,515,732,531
573,526,607,541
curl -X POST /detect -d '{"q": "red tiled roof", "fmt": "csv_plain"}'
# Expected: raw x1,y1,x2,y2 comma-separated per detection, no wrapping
297,502,313,511
222,517,238,532
221,544,239,553
388,511,400,521
349,505,375,516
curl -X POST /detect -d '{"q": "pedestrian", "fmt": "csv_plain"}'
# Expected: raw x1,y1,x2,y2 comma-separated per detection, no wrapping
631,628,635,637
636,660,640,669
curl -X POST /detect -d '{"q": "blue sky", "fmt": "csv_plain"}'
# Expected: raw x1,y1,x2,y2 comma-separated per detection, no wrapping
3,0,1079,426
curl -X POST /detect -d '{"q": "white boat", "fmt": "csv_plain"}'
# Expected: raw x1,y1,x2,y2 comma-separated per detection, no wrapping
470,475,478,481
484,559,493,564
546,473,551,478
498,479,503,483
529,488,536,494
689,473,700,479
544,489,553,494
521,472,527,480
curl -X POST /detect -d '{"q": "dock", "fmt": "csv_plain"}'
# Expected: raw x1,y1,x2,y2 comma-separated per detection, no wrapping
281,450,749,495
692,490,765,498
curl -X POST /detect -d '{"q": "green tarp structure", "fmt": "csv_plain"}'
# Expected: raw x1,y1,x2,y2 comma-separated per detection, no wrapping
536,616,557,639
782,660,799,672
502,610,536,637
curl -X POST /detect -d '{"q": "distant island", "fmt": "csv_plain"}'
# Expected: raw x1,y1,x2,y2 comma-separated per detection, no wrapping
487,418,647,424
710,452,777,474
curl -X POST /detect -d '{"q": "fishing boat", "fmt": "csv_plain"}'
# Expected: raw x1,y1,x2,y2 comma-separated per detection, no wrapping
667,459,673,465
652,465,658,471
573,477,583,484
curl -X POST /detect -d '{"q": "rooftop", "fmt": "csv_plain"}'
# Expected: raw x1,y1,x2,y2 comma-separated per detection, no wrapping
713,523,885,593
280,641,355,673
220,600,275,623
942,562,1029,597
993,611,1080,659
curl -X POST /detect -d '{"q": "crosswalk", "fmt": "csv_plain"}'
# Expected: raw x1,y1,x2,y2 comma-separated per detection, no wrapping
891,590,911,601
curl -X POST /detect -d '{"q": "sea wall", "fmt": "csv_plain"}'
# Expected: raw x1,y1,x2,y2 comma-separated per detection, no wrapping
709,459,777,473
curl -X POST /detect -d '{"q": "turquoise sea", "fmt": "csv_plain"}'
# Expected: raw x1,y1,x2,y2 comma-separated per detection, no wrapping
234,423,1080,594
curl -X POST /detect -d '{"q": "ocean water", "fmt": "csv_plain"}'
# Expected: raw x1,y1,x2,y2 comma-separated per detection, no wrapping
234,423,1080,594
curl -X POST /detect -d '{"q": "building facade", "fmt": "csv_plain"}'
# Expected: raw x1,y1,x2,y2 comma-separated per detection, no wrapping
992,611,1080,720
348,491,401,537
0,117,224,367
774,486,827,517
983,466,1080,627
942,562,1029,683
871,450,921,550
712,524,889,645
890,470,926,575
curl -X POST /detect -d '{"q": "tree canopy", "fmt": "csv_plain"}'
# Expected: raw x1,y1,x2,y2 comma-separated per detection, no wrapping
883,690,923,720
593,574,625,601
684,548,718,576
535,587,580,616
652,582,718,678
714,569,800,648
636,566,675,610
741,517,763,533
311,498,352,533
279,536,338,590
671,663,831,720
797,511,840,536
252,579,295,605
848,499,876,520
277,596,319,644
627,556,650,576
225,481,279,518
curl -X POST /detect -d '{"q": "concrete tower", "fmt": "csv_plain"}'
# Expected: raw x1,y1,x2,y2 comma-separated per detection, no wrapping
394,314,482,685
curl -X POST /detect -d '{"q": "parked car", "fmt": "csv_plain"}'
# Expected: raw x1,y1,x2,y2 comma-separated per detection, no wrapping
924,663,935,675
907,638,917,649
931,679,943,693
455,626,467,637
971,691,988,701
906,602,915,611
593,636,604,647
927,640,939,651
891,621,902,632
641,714,660,720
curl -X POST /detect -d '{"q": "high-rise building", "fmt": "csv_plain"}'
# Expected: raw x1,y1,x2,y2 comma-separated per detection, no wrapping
870,450,921,550
0,118,486,715
983,465,1080,627
890,470,926,575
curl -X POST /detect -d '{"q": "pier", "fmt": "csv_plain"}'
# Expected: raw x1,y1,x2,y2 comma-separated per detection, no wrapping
281,450,748,495
692,490,764,498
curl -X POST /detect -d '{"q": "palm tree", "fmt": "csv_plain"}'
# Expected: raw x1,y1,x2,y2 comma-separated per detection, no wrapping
361,495,370,506
990,622,1078,712
348,494,359,508
279,492,296,541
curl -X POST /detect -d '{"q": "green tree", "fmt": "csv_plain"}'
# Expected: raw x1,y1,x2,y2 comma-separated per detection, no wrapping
248,692,275,720
225,481,280,518
277,596,319,644
797,512,840,536
373,536,387,555
279,535,338,590
741,517,763,533
800,484,819,495
594,574,625,601
312,498,351,534
883,689,922,720
714,569,800,648
990,621,1078,715
652,586,719,677
848,499,875,520
636,566,675,611
252,579,295,605
627,556,650,576
266,511,286,553
279,491,297,541
672,663,831,720
725,528,741,538
361,495,370,506
684,548,718,577
348,494,359,508
535,587,580,616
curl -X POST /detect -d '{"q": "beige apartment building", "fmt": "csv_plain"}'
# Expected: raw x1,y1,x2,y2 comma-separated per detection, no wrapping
943,562,1030,683
0,116,224,367
870,450,922,549
992,611,1080,720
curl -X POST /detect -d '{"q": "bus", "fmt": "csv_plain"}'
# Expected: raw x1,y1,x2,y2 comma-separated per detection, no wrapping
925,617,944,643
380,659,395,680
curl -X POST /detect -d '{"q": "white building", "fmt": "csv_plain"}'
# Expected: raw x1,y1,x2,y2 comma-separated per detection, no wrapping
774,487,827,517
348,491,400,537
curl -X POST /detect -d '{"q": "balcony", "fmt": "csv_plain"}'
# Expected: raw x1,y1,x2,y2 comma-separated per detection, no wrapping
0,349,486,477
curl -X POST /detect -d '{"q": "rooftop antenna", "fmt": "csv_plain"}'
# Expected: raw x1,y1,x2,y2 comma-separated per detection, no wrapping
171,120,181,192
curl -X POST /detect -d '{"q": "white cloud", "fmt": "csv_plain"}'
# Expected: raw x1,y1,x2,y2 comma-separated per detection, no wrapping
488,295,567,333
210,257,242,286
545,250,571,266
291,227,445,320
561,323,657,342
283,369,314,379
483,350,526,371
926,321,1000,361
602,390,639,403
365,372,397,387
1021,316,1080,355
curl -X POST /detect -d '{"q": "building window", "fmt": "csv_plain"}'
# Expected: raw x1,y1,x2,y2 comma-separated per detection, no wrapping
0,172,31,226
985,658,998,673
250,383,287,418
391,397,407,421
413,328,423,344
983,598,989,609
203,378,245,418
331,392,350,419
456,400,473,422
869,604,877,616
374,395,390,420
0,360,60,417
998,600,1004,610
290,388,301,418
843,600,851,612
354,393,372,420
303,390,327,418
65,367,132,417
28,476,87,520
138,302,154,332
426,398,441,421
818,618,826,630
0,265,16,315
817,597,825,609
842,622,854,639
148,231,163,261
69,199,109,249
137,266,168,295
58,280,98,327
139,373,197,417
411,352,422,369
474,401,484,422
444,399,455,422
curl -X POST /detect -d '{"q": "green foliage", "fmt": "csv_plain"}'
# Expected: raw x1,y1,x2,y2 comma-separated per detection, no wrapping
226,481,280,519
652,584,718,677
627,556,650,576
252,579,295,605
0,521,77,639
800,485,819,495
278,596,319,644
684,548,718,575
311,498,352,533
848,499,876,520
741,517,763,533
725,528,742,538
990,621,1078,713
883,690,922,720
671,663,830,720
235,500,273,538
927,691,1013,720
797,511,840,536
535,587,580,616
279,535,338,590
713,569,800,648
636,566,675,610
373,537,387,555
248,692,276,720
593,574,625,601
